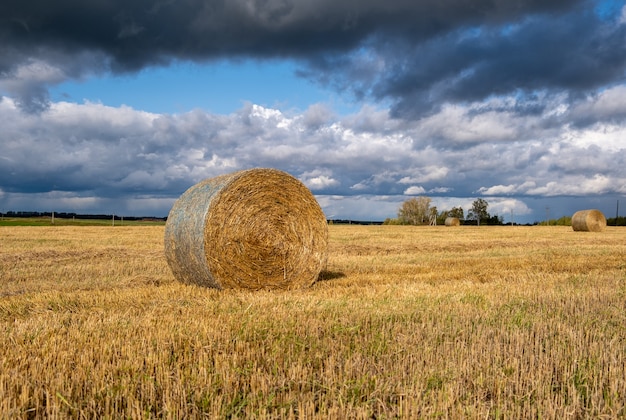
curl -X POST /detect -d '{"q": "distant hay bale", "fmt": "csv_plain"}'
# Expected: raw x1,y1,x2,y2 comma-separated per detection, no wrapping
445,217,460,227
164,168,328,290
571,209,606,232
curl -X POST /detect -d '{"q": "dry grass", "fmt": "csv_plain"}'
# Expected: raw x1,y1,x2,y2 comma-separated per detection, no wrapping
1,225,625,418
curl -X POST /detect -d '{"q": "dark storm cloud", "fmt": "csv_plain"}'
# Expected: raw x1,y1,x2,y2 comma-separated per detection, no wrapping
306,4,626,118
1,0,581,63
1,0,590,112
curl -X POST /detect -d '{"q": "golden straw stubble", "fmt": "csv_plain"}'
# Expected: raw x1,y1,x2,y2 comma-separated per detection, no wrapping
164,168,328,290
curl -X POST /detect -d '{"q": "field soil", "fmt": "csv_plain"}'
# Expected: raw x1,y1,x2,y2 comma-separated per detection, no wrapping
1,225,625,418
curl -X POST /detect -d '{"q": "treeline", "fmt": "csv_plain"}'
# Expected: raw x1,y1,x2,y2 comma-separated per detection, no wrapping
384,197,626,227
538,216,625,226
608,216,626,226
384,197,504,226
1,211,166,222
384,215,505,226
328,219,384,225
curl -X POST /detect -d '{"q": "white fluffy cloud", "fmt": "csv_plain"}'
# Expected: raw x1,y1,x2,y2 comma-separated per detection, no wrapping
1,87,625,222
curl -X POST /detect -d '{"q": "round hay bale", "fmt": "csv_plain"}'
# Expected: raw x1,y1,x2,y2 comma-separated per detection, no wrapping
445,217,460,227
164,168,328,290
571,209,606,232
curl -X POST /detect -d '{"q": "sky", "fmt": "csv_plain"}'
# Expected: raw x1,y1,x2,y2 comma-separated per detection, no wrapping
1,0,625,224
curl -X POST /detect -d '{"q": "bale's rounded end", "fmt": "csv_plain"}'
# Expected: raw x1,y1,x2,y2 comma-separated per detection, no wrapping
571,209,606,232
164,168,328,290
445,217,460,227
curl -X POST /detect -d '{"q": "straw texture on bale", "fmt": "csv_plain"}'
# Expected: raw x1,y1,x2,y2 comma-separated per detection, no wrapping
445,217,460,227
164,168,328,290
571,209,606,232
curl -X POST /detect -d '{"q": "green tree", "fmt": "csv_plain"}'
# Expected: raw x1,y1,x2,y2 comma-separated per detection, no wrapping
383,217,402,225
467,198,490,226
448,206,464,219
398,197,432,225
437,206,465,225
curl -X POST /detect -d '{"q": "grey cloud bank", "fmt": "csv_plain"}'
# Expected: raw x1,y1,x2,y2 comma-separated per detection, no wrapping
1,0,625,222
1,93,624,223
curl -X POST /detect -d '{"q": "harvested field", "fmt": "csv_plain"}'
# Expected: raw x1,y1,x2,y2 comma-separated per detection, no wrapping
1,225,625,418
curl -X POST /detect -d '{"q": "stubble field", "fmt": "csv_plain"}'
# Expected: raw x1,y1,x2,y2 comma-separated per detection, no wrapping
1,224,625,418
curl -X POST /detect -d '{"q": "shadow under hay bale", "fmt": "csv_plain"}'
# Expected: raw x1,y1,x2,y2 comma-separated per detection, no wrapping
164,168,328,290
317,270,346,282
571,209,606,232
445,217,460,227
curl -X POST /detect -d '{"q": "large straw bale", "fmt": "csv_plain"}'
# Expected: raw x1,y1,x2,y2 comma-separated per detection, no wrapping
445,217,460,227
164,168,328,290
571,209,606,232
